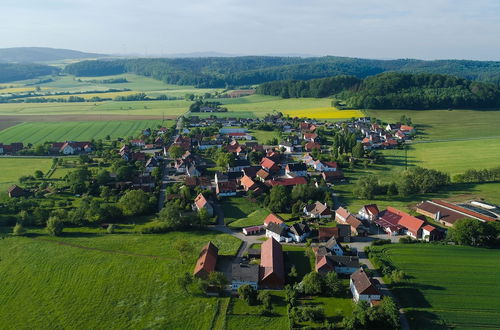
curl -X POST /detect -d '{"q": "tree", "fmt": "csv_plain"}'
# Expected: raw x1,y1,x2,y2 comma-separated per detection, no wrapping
352,142,365,158
177,272,194,294
379,296,400,329
157,204,184,229
100,186,112,201
284,284,298,306
169,145,183,159
173,239,194,264
34,170,44,179
268,185,289,213
208,272,228,294
198,207,210,227
12,223,26,236
288,265,299,284
301,272,323,295
46,216,63,236
353,175,378,199
118,190,152,216
258,290,273,315
324,271,343,296
238,284,257,305
447,218,496,247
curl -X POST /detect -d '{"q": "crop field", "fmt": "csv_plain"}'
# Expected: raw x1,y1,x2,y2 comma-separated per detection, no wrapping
0,157,53,192
0,232,241,329
371,244,500,329
0,119,172,144
31,90,138,100
282,107,364,119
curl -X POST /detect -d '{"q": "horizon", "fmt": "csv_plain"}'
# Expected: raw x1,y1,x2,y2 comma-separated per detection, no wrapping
0,1,499,61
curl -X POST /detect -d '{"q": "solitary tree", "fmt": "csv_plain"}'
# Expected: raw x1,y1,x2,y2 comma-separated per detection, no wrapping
12,223,26,236
46,216,63,236
238,284,257,305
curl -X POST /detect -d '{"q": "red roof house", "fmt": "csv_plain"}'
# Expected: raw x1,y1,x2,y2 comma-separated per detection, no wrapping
259,237,285,289
264,213,285,226
193,242,219,278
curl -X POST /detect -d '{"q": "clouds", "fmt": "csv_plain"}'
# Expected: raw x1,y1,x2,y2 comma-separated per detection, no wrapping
0,0,498,60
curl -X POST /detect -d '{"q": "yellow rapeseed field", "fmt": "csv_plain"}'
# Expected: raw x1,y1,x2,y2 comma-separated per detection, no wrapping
282,107,364,119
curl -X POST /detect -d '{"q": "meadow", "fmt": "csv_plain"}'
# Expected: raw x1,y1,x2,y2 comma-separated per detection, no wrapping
0,231,241,330
0,119,173,144
0,157,53,192
370,244,500,329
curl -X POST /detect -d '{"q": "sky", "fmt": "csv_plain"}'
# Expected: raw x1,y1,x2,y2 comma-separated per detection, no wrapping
0,0,499,60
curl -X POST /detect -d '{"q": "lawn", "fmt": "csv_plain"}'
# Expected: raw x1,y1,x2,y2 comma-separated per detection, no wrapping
248,129,280,144
222,196,270,227
370,244,500,329
0,157,53,192
0,231,241,329
0,119,173,144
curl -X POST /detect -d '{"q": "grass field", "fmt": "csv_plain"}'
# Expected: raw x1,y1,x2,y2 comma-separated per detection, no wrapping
371,244,500,329
0,231,241,330
221,197,270,228
381,138,500,175
0,157,53,192
0,119,173,144
366,109,500,141
248,129,280,144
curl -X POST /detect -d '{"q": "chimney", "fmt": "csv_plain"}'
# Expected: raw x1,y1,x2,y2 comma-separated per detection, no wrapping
435,211,441,220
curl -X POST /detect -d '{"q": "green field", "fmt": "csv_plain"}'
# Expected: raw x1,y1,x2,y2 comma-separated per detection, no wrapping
0,119,173,144
0,157,53,192
0,231,241,330
371,244,500,329
366,109,500,141
221,197,270,228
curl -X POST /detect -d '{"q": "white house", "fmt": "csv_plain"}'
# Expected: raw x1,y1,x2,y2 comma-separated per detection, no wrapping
285,163,308,178
279,142,294,153
288,222,311,243
350,268,381,303
60,143,75,155
303,201,333,219
265,222,291,242
358,204,380,222
313,160,339,172
325,236,344,256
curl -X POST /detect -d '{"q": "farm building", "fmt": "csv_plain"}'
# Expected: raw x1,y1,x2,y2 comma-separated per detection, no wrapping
231,263,259,291
7,184,27,198
350,268,381,304
193,242,218,279
316,255,360,275
259,237,285,289
242,225,264,236
358,204,380,222
416,200,497,226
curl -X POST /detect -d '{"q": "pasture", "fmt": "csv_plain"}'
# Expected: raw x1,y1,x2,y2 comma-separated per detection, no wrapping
0,231,241,330
366,109,500,140
0,119,172,144
0,157,53,192
370,244,500,329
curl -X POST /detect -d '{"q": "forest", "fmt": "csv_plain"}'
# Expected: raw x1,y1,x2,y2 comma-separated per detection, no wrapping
0,63,60,83
64,56,500,88
258,72,500,109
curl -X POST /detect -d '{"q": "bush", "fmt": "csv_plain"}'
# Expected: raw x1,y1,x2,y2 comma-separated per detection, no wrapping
140,221,170,234
372,239,391,246
46,216,64,236
12,223,26,236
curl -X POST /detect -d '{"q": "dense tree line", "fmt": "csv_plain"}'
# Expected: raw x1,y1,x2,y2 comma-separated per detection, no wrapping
0,63,60,83
64,56,500,88
453,166,500,183
338,72,500,109
256,75,360,98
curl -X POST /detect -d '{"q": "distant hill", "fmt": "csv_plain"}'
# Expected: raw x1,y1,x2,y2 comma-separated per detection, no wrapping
0,47,107,63
65,56,500,87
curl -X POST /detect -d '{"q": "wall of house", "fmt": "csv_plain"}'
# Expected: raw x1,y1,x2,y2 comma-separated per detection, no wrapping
232,281,258,291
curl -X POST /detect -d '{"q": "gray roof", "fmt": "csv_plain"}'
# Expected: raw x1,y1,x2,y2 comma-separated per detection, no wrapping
290,222,311,236
232,263,259,283
267,222,288,236
325,236,340,251
327,255,360,268
337,224,351,238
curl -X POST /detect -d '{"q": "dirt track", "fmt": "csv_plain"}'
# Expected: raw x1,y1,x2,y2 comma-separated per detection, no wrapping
0,114,173,122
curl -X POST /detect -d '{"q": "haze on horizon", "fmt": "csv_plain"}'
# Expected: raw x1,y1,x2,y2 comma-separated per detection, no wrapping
1,0,499,61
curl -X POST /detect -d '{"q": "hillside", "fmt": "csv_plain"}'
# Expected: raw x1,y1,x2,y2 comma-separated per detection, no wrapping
0,47,106,63
65,56,500,87
0,63,60,83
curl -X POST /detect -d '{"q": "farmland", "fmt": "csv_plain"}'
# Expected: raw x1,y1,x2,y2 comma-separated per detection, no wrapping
0,119,173,144
282,107,364,119
0,157,53,192
370,244,500,329
0,231,241,330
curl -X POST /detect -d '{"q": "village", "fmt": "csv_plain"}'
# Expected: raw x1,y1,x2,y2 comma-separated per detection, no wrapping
4,112,499,323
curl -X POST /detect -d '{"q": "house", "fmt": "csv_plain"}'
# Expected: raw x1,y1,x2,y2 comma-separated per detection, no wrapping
193,193,214,217
336,207,367,236
397,212,425,239
260,157,280,173
375,209,405,235
304,142,321,151
358,204,380,222
228,159,250,172
422,225,439,241
186,165,202,177
313,160,338,172
285,163,308,178
325,236,344,256
264,213,285,227
350,268,381,303
232,263,259,290
318,227,339,242
335,207,351,223
242,165,261,179
265,222,290,242
279,142,293,153
7,184,27,198
130,139,146,147
303,132,318,142
193,242,218,279
216,181,238,197
259,237,285,289
288,222,311,242
316,255,360,275
240,175,258,192
242,225,264,236
321,170,345,183
336,224,352,242
303,201,333,219
228,132,252,140
265,177,307,187
59,142,75,155
415,200,496,226
256,169,271,182
144,158,159,172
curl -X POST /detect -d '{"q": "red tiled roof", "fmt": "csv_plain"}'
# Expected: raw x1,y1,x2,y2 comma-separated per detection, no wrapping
305,142,321,151
260,157,277,170
240,175,257,190
432,200,496,222
194,193,209,209
335,207,350,221
264,213,284,226
256,169,270,180
265,177,307,187
422,225,437,232
260,237,285,282
318,227,339,241
351,268,380,296
193,242,218,278
364,204,380,216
